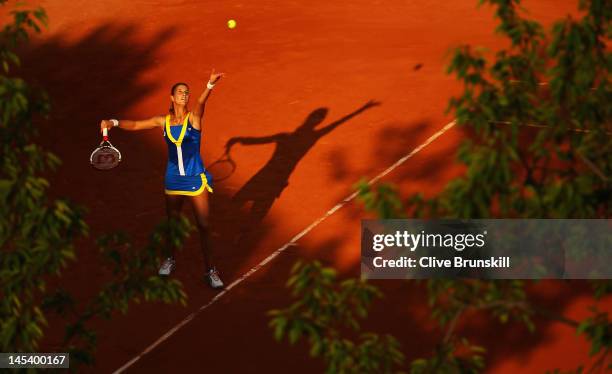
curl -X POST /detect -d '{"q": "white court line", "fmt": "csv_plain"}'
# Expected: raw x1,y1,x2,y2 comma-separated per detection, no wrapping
113,119,457,373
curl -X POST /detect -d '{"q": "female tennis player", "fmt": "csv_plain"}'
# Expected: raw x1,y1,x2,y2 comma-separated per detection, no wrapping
99,70,225,289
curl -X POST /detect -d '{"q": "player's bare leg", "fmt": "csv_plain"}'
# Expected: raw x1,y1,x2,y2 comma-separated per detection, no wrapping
191,192,224,288
159,194,185,276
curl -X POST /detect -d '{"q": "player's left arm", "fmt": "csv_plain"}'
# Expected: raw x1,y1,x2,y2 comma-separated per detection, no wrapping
191,69,225,131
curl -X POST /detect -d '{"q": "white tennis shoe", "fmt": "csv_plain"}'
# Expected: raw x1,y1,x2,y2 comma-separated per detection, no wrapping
207,268,224,289
158,257,176,276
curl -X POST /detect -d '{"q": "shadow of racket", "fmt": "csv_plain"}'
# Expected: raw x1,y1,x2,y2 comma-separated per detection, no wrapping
206,148,236,183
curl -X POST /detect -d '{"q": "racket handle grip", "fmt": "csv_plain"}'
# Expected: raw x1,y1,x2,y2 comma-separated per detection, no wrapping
102,127,108,140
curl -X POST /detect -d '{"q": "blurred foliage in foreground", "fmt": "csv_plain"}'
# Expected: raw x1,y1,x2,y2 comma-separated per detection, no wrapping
0,2,190,369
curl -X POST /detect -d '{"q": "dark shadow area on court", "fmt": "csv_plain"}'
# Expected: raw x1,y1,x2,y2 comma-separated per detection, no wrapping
12,23,278,373
17,23,177,233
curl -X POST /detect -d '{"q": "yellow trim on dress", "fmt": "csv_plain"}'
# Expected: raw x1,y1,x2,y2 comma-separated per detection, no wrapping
164,173,213,196
165,112,190,145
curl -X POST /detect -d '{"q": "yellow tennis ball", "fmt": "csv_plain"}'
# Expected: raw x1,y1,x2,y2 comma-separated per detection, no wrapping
227,19,237,29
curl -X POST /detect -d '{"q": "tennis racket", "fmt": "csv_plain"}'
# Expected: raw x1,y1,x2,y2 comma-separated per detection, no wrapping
206,148,236,182
90,128,122,170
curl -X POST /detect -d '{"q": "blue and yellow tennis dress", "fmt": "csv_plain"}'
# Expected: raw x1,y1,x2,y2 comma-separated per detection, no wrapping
163,112,213,195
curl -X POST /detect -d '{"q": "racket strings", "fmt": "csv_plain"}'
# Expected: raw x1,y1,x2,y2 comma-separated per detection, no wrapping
91,142,122,170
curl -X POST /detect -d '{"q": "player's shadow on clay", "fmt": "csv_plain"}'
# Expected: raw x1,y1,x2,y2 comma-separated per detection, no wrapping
224,100,380,243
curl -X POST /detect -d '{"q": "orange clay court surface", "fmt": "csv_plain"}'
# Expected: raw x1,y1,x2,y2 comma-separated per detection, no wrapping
3,0,611,372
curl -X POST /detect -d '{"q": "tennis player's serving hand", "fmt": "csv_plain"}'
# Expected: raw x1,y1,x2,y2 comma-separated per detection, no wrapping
209,69,225,85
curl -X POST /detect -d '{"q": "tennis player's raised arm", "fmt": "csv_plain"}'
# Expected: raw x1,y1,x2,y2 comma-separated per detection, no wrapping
100,116,164,132
192,69,225,129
